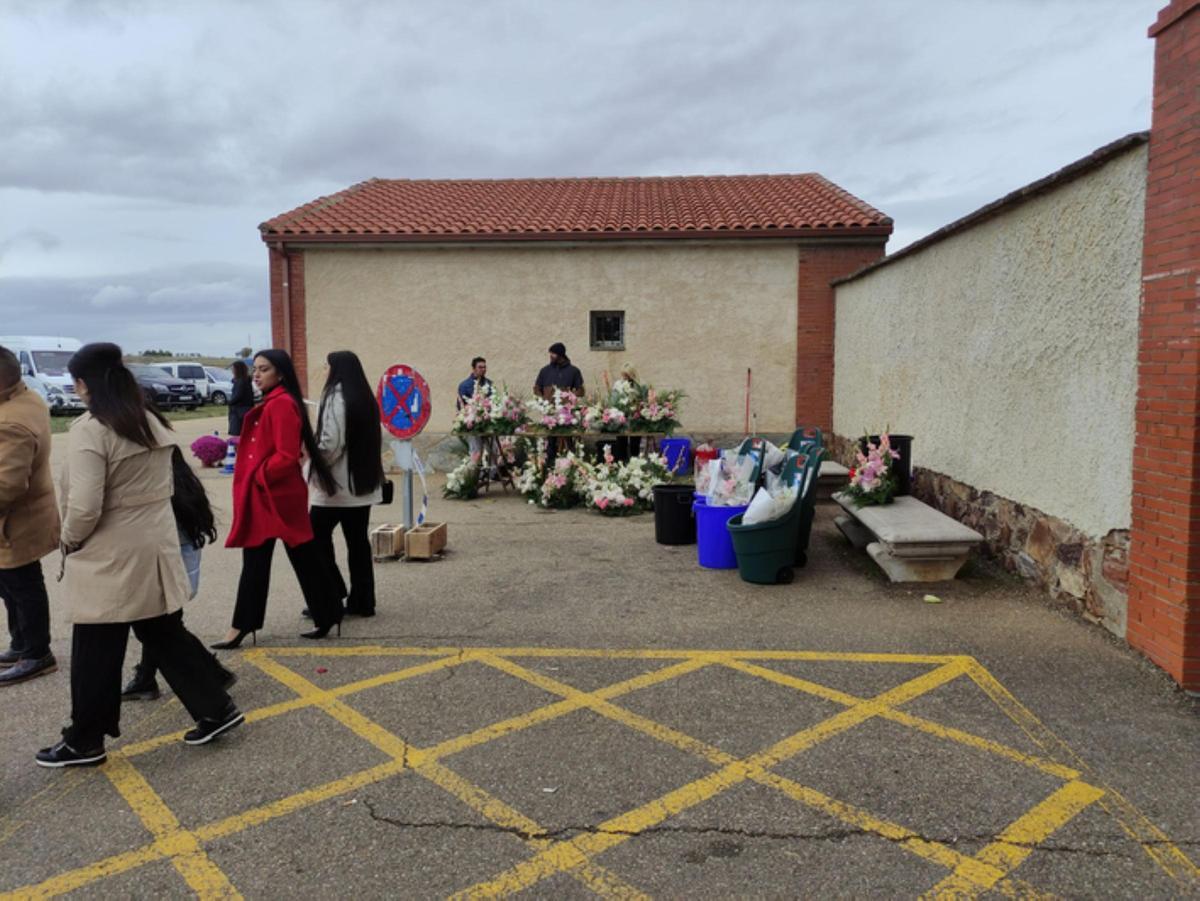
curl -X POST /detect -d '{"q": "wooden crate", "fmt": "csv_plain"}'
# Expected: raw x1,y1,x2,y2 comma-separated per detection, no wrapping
370,523,407,561
404,522,447,560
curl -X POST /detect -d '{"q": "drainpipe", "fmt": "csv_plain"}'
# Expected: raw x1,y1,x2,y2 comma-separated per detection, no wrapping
279,244,292,355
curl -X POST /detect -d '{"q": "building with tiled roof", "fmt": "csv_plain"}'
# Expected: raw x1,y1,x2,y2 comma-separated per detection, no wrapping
260,172,891,436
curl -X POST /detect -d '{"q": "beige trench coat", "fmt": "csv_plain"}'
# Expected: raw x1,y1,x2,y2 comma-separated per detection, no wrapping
58,413,190,624
0,381,60,568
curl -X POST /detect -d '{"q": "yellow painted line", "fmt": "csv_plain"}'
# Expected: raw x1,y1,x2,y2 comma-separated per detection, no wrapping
103,755,242,898
965,658,1200,886
727,659,1080,781
921,780,1104,899
0,843,166,900
249,653,650,900
417,759,649,901
253,644,960,664
456,660,971,897
120,653,466,758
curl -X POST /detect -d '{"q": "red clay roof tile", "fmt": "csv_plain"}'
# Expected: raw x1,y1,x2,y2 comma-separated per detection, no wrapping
260,174,891,242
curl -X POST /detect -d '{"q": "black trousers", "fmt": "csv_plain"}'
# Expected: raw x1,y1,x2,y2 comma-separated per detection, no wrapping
0,561,52,660
67,611,230,748
232,538,341,631
310,505,375,615
135,633,232,684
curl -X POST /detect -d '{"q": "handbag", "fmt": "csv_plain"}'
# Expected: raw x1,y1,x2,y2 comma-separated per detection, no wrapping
379,478,394,505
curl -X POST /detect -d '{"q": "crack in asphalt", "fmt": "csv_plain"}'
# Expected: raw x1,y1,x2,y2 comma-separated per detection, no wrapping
357,801,1195,858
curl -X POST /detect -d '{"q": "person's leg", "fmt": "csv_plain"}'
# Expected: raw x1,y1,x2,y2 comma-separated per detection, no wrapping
64,622,129,749
340,506,376,615
134,612,233,724
309,505,347,602
0,562,52,659
230,541,275,632
284,540,342,630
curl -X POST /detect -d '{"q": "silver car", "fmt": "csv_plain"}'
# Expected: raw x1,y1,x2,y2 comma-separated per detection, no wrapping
204,366,235,405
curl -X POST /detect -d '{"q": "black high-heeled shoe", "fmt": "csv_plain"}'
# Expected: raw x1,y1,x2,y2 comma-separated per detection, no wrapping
299,622,341,640
210,629,256,650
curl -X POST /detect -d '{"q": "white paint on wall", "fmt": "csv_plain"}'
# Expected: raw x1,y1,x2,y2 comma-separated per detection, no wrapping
834,144,1147,538
303,243,801,435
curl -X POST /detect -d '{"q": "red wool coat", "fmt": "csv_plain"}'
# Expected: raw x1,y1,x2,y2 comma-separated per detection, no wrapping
225,387,314,549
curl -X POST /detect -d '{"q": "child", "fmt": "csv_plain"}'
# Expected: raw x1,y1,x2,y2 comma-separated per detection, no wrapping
121,447,235,700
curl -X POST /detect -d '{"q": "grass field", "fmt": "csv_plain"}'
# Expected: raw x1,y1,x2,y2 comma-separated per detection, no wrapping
49,406,226,435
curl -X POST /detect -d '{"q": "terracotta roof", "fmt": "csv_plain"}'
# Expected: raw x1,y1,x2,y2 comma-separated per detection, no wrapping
260,174,892,243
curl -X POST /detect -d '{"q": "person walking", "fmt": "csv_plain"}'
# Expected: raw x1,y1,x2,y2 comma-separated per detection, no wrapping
37,344,242,768
213,349,343,648
308,351,384,618
227,359,253,436
121,447,236,700
0,345,58,686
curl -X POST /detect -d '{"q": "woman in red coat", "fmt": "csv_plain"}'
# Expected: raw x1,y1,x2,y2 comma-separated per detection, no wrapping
212,350,343,648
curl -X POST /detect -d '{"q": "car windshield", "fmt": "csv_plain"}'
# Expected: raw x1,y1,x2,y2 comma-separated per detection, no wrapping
31,351,74,376
129,365,172,379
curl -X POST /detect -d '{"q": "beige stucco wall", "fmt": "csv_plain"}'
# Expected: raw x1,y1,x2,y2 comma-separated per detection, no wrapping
304,243,800,435
833,144,1147,538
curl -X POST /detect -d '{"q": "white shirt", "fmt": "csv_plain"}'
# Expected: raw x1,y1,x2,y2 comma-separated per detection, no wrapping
309,385,384,507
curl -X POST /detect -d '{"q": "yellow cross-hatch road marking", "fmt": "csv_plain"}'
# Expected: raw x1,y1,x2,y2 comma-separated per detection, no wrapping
2,646,1194,900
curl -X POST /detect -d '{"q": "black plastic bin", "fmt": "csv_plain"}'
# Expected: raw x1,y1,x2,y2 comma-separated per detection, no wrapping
860,434,913,497
653,484,696,545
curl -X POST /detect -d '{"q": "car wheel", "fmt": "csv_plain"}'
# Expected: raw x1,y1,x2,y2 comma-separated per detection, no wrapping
211,391,227,405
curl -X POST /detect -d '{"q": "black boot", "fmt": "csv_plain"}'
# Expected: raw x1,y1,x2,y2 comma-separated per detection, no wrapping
121,664,161,702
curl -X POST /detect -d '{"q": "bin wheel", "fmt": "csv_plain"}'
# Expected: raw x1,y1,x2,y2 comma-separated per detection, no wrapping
796,551,808,568
776,567,795,584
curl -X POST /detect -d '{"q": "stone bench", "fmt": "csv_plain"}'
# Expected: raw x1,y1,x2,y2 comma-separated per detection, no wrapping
833,493,983,582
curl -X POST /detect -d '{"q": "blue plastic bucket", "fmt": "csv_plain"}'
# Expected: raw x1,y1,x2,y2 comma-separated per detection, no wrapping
694,500,747,569
661,437,692,475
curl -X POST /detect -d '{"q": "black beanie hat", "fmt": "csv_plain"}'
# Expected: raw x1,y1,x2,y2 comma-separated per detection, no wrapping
548,342,567,356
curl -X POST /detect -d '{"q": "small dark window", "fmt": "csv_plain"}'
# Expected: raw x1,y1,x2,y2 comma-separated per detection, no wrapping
590,310,625,350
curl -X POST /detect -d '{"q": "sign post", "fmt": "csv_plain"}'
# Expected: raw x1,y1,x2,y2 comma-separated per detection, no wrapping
377,364,432,530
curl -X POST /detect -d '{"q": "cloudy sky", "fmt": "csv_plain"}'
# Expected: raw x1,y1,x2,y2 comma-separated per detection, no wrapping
1,0,1160,357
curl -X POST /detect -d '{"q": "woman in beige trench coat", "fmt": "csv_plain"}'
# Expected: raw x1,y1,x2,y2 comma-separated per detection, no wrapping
36,344,245,768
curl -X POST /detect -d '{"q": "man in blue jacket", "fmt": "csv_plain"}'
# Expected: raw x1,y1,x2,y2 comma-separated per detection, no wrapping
457,357,493,457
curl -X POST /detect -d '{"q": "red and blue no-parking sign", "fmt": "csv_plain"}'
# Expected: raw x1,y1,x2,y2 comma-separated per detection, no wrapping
377,364,431,439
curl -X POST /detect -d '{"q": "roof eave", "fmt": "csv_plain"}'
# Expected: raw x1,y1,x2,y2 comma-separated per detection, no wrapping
259,225,893,245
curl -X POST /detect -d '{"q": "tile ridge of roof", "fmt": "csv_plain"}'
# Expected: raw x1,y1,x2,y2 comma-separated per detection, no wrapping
369,172,823,185
808,173,893,226
259,178,379,232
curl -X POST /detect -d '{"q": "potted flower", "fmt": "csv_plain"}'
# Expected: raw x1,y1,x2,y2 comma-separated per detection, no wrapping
843,433,901,506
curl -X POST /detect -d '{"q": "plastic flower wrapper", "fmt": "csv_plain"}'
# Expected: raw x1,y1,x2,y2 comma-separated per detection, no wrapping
704,451,757,507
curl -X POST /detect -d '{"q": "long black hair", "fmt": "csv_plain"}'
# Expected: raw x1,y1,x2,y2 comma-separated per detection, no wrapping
231,359,249,382
170,447,217,548
68,343,169,448
253,349,338,496
318,350,383,495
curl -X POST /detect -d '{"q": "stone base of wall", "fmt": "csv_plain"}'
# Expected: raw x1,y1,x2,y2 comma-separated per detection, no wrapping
828,434,1129,636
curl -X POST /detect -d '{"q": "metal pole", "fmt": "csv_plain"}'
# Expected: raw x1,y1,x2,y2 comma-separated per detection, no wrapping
391,439,416,530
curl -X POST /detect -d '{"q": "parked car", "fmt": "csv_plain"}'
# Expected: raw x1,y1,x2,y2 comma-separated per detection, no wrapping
203,366,234,405
21,372,82,414
2,335,87,412
156,361,212,403
127,364,199,409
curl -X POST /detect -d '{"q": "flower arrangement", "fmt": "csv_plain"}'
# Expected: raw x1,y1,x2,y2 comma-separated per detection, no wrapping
190,434,227,467
844,433,901,507
629,387,682,433
580,445,673,515
452,383,527,436
582,405,628,433
525,388,585,434
443,453,482,500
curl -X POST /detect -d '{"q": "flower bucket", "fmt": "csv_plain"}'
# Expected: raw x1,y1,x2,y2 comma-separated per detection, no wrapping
694,499,746,569
660,437,691,475
653,484,695,545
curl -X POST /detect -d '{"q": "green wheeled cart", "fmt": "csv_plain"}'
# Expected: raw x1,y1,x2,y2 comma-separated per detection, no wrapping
727,451,819,585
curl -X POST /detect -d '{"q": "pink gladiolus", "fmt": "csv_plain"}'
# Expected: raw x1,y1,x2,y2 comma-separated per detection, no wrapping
597,498,608,509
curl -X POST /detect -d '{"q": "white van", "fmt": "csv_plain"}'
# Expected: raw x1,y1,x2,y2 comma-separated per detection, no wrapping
156,361,212,402
0,336,86,411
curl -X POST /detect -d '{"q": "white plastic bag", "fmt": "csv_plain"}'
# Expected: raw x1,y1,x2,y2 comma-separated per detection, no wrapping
705,451,757,507
742,484,799,525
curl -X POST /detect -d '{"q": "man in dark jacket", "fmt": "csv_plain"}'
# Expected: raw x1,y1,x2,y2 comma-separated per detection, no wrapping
0,345,59,686
457,357,493,409
533,342,583,399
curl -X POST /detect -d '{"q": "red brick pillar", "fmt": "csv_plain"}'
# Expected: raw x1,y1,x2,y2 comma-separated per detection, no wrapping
796,244,886,431
266,245,309,395
1127,0,1200,692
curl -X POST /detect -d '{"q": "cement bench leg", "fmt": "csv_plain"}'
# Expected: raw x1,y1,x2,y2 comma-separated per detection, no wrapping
835,514,875,550
866,542,970,582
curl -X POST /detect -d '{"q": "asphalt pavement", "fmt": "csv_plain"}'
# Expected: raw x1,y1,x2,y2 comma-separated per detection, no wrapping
0,415,1196,899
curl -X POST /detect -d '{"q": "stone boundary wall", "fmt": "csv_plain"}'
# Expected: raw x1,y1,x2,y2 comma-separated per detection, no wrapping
827,433,1129,635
